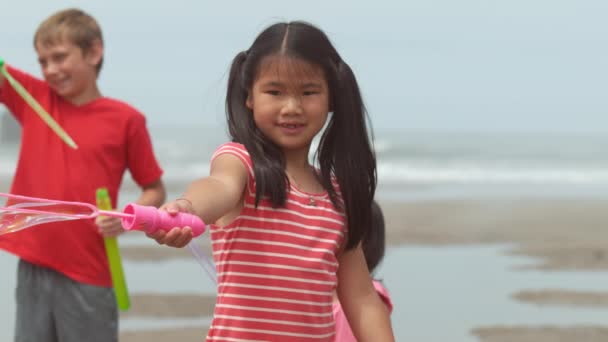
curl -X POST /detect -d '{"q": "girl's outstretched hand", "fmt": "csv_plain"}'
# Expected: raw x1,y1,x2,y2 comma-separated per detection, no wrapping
146,199,195,248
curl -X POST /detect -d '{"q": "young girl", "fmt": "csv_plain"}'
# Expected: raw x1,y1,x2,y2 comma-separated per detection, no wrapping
149,21,394,341
334,201,393,341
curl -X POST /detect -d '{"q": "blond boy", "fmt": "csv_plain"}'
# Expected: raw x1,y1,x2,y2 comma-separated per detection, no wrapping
0,8,166,342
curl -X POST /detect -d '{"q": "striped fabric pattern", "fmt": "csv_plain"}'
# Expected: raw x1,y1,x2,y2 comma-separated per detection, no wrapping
207,143,345,342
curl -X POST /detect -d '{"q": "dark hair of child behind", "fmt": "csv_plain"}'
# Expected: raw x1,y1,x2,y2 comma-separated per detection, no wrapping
364,201,386,274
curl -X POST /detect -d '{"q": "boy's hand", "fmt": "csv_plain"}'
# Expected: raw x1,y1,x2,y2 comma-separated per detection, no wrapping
95,215,125,237
145,199,195,248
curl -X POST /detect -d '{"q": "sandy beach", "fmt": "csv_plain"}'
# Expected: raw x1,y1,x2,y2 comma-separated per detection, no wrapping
119,198,608,269
512,289,608,308
119,295,213,342
121,293,217,318
121,327,209,342
472,326,608,342
114,197,608,341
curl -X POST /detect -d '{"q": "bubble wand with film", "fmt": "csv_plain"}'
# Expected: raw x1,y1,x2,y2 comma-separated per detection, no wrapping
0,192,217,282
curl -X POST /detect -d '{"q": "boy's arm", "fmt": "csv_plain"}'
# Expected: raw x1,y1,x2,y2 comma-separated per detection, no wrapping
337,245,395,342
135,179,166,208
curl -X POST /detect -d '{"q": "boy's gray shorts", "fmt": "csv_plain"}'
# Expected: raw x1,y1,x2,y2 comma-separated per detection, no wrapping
14,259,118,342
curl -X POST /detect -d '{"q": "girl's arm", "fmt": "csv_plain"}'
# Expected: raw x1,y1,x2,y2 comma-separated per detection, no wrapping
337,245,395,342
181,153,248,223
147,153,249,247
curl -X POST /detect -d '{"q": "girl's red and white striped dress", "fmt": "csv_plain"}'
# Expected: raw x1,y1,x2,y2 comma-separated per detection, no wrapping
207,142,345,342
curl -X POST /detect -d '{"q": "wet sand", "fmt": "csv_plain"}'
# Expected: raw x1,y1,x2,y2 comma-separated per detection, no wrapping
121,198,608,271
121,327,209,342
512,290,608,308
380,198,608,341
472,326,608,342
120,293,216,318
9,175,603,273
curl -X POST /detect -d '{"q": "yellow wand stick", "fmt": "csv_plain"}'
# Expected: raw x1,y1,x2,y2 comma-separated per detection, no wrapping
96,188,130,311
0,58,78,149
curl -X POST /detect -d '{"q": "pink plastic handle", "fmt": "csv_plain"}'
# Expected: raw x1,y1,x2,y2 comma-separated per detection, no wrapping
121,203,206,237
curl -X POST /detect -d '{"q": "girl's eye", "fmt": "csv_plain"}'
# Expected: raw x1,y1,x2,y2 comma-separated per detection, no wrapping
303,91,319,96
265,90,281,96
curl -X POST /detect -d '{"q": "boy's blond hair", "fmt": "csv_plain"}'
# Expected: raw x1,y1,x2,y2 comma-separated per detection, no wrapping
34,8,104,74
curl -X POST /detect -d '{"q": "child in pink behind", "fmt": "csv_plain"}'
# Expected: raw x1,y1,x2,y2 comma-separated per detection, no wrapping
333,201,393,341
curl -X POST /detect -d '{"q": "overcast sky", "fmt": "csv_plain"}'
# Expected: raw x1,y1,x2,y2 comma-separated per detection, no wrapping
1,0,606,134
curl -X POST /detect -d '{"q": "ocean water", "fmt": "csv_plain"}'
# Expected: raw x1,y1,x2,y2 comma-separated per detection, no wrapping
3,127,608,232
151,126,608,200
4,122,608,197
149,125,608,191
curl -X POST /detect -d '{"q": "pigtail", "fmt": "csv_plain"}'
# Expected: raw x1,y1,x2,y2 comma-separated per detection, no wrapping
225,50,287,208
226,51,249,140
318,60,377,250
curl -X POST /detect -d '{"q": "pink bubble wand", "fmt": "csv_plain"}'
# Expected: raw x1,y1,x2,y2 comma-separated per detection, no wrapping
0,192,206,237
0,192,217,283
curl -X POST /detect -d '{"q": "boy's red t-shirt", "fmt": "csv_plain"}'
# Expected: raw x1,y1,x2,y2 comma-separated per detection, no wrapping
0,66,163,287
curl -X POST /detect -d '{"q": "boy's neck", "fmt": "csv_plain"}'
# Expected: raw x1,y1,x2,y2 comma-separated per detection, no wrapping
63,84,102,106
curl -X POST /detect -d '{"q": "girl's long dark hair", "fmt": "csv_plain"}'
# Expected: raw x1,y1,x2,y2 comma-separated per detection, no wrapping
225,21,376,250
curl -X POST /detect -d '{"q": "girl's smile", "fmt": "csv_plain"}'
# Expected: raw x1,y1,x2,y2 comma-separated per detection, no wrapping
277,121,306,135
